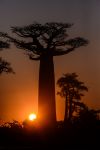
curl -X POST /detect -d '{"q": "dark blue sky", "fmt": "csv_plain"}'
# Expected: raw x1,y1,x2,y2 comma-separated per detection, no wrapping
0,0,100,121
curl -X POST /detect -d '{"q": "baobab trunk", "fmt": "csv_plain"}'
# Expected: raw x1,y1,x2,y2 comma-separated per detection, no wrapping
38,54,56,126
64,97,68,122
69,98,73,122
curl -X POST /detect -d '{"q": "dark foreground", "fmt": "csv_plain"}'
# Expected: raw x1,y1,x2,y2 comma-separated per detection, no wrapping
0,120,100,150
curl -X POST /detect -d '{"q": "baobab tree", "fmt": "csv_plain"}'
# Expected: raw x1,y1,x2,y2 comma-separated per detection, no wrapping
57,73,88,122
4,22,88,126
0,34,13,74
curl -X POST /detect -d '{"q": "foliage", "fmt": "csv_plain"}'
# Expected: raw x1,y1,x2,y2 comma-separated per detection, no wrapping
3,22,88,59
0,57,14,74
0,32,14,74
1,120,22,129
57,73,88,121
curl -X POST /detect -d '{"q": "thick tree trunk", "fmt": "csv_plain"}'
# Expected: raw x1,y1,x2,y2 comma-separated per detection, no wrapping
38,54,56,127
64,97,68,122
69,98,73,122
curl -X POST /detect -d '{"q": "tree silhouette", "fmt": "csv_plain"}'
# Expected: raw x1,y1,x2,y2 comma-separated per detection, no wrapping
57,73,88,122
0,33,13,74
77,108,100,127
4,22,88,126
1,120,22,129
0,57,14,74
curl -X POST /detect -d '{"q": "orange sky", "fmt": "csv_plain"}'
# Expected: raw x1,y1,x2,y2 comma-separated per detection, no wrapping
0,44,100,121
0,0,100,122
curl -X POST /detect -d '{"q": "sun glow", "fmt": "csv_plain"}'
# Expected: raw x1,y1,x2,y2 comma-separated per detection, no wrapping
29,113,37,121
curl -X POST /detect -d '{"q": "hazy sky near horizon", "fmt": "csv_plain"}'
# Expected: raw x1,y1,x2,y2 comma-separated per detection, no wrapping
0,0,100,121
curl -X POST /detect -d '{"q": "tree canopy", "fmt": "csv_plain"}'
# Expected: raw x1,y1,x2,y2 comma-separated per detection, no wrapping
3,22,88,59
57,73,88,121
0,33,13,74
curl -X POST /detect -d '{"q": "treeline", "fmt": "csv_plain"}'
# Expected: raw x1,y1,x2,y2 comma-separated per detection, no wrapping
0,115,100,149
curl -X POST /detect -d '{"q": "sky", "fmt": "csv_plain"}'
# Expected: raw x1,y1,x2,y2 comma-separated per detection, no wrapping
0,0,100,121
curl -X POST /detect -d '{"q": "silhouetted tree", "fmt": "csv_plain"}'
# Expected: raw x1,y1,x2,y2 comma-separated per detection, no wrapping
77,108,100,127
0,33,13,74
1,120,22,129
57,73,88,122
4,22,88,126
0,57,13,74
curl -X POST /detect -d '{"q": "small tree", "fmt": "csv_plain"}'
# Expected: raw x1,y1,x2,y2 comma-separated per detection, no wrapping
77,108,100,127
57,73,88,122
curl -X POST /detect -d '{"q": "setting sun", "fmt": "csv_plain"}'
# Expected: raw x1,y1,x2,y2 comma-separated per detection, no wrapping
29,113,37,121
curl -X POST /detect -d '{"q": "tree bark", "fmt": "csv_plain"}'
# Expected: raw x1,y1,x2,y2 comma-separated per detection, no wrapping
69,97,73,122
38,54,56,127
64,97,68,122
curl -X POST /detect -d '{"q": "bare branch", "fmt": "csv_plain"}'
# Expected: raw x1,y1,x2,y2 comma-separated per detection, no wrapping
53,47,75,56
28,53,40,61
